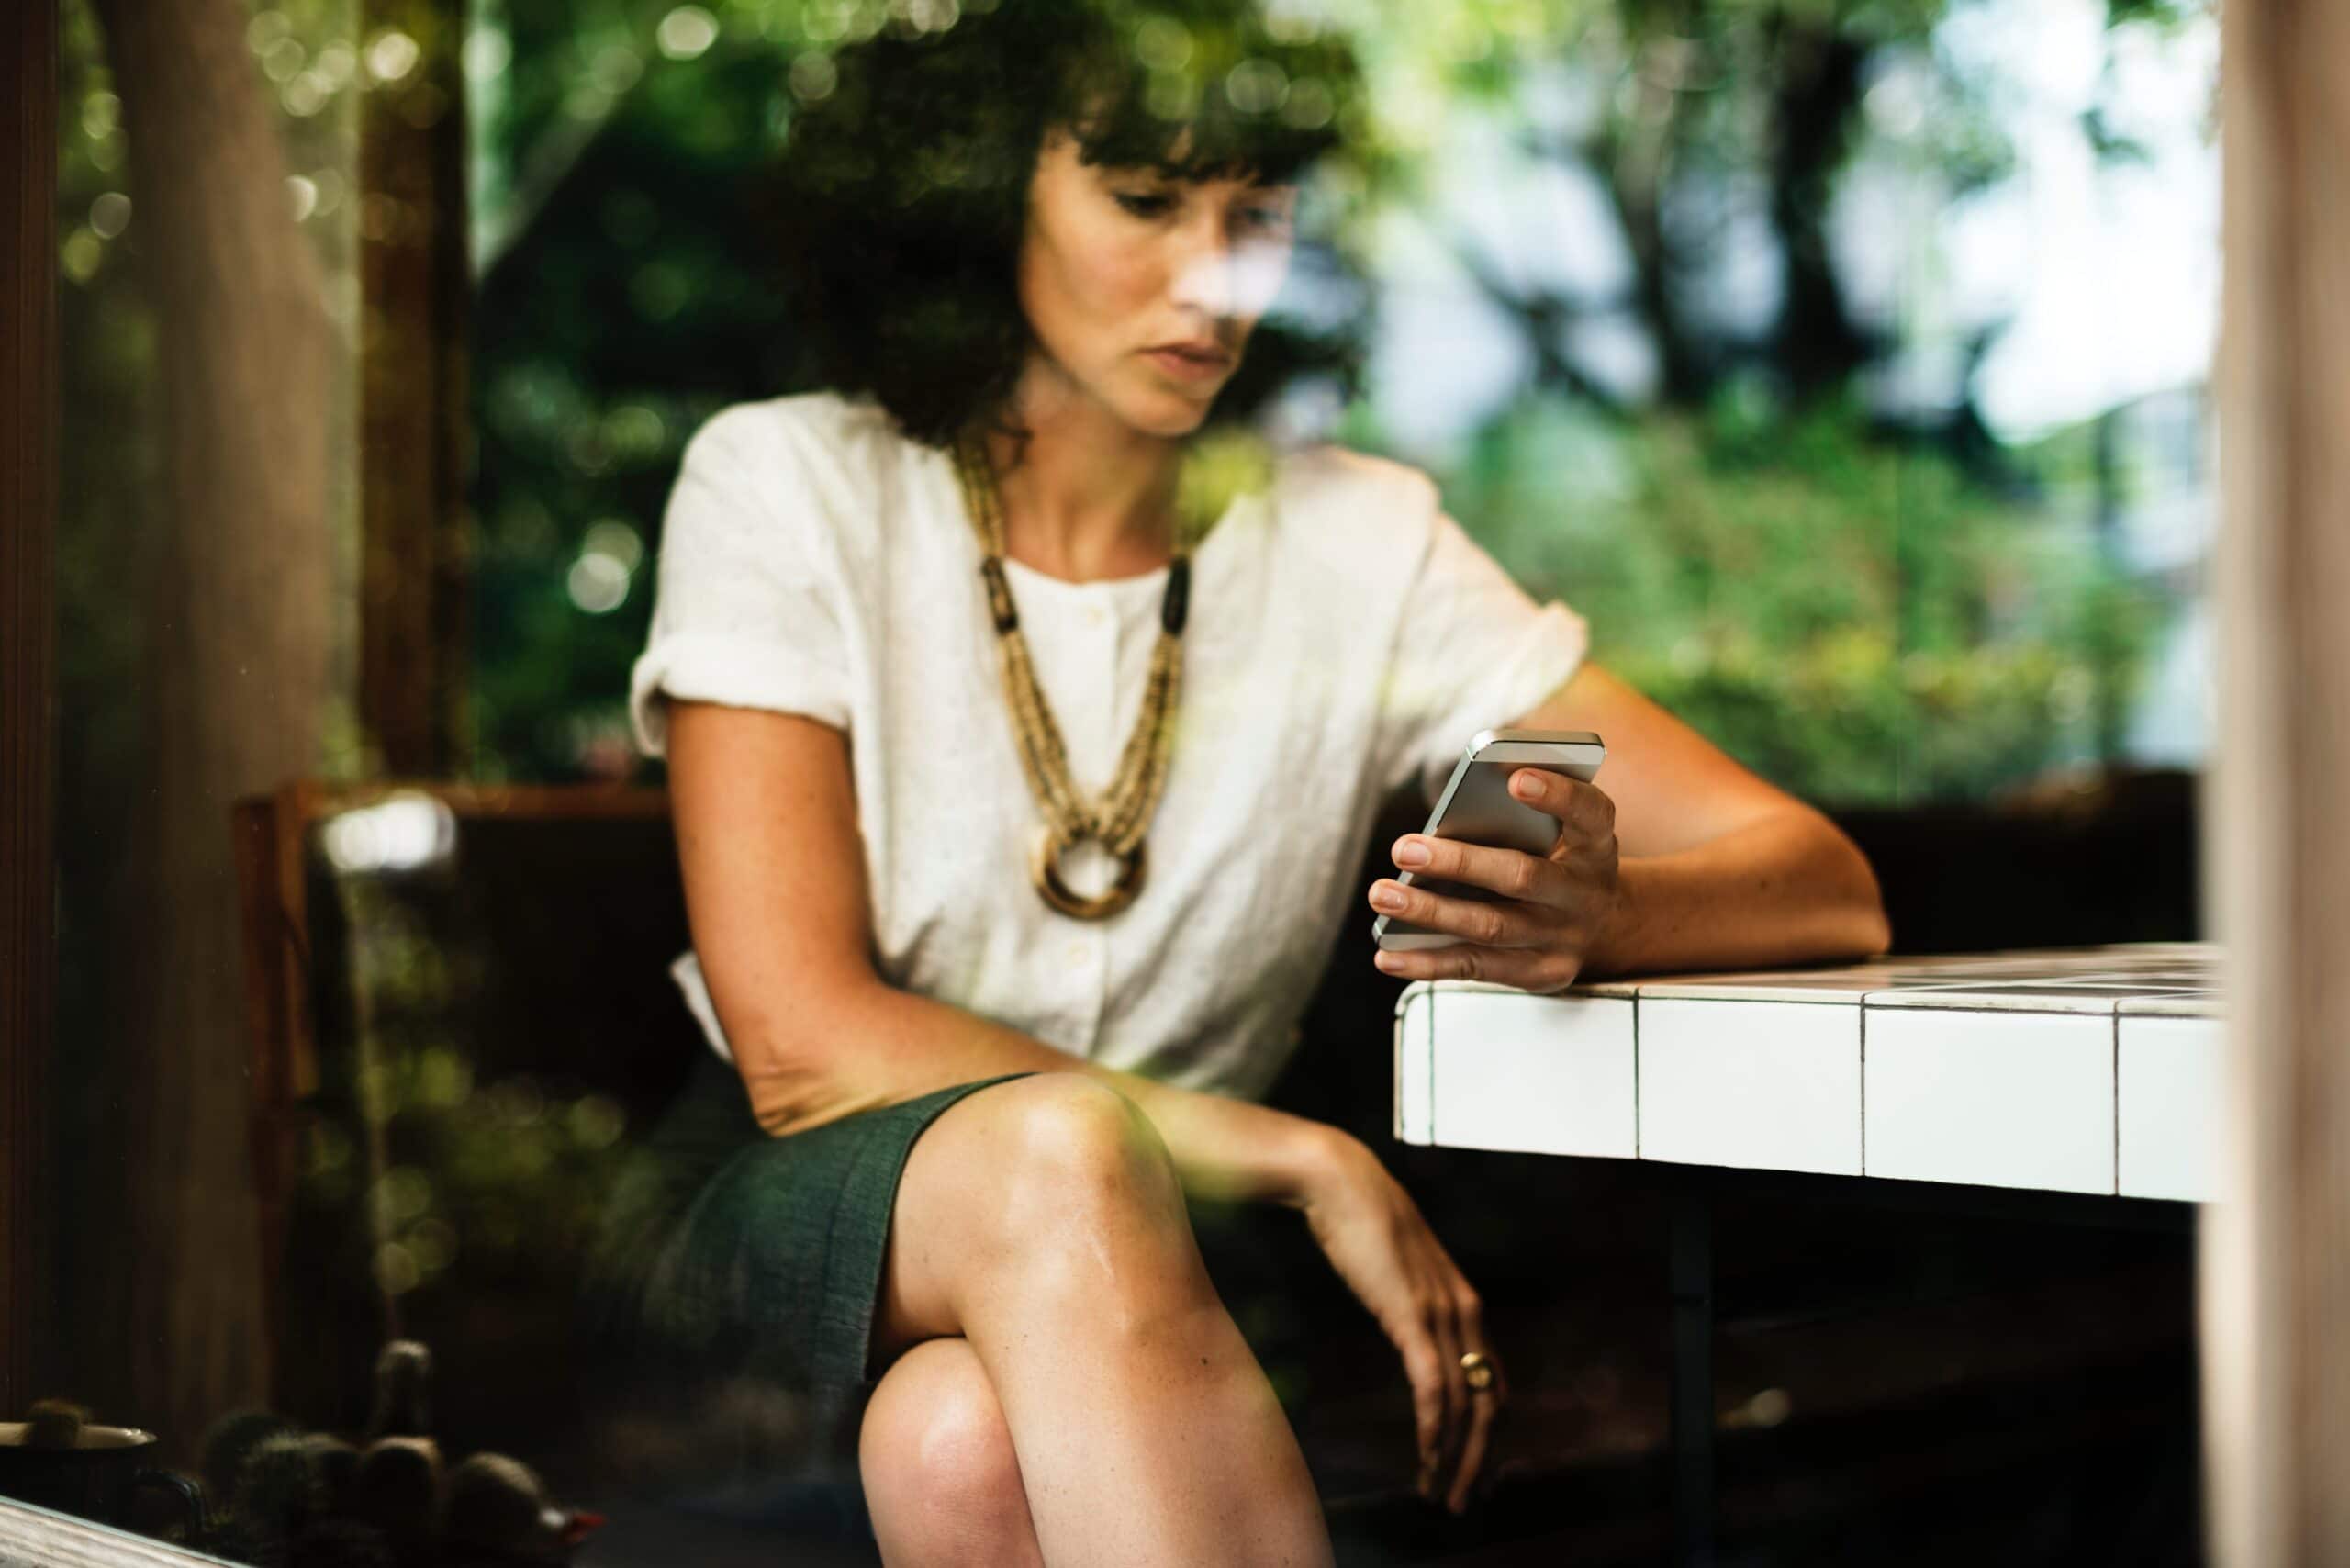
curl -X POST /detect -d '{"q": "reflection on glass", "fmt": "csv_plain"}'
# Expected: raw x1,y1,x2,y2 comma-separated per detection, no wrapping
37,0,2215,1561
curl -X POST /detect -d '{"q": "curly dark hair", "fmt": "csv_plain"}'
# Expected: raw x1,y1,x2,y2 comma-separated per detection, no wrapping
753,0,1368,450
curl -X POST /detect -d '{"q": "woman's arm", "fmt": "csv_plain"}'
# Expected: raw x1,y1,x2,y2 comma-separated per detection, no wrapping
677,699,1513,1511
666,698,1340,1206
1367,661,1890,987
1535,661,1890,974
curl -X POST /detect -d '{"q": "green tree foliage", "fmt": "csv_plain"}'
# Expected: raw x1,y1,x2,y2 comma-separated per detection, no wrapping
1444,388,2155,801
464,0,2199,800
55,0,2205,802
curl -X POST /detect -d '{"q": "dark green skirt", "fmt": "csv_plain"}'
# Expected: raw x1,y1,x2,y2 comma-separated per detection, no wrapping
579,1027,1326,1517
581,1043,1041,1469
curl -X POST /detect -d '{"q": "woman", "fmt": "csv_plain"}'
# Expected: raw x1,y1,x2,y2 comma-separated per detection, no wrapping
592,4,1890,1563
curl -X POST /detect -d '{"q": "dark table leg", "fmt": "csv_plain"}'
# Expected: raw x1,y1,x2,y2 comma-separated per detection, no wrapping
1671,1171,1717,1568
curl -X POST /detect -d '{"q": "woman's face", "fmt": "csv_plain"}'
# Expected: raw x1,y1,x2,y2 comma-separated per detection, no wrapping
1015,125,1300,438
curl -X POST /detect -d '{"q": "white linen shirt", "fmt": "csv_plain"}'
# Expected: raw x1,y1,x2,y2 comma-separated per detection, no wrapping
629,391,1588,1102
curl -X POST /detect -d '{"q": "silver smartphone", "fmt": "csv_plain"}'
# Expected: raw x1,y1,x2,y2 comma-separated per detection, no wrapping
1371,728,1607,952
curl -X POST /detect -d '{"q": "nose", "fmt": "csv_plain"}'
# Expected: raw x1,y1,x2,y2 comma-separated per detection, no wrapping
1167,222,1286,328
1168,232,1238,322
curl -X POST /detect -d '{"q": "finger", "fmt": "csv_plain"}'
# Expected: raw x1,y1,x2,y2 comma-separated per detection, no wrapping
1448,1381,1500,1514
1373,941,1584,994
1368,879,1549,948
1391,834,1564,906
1447,1326,1504,1514
1504,767,1616,838
1421,1297,1468,1503
1397,1332,1447,1497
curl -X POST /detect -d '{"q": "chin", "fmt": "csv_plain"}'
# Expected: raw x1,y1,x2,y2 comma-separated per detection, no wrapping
1121,386,1219,438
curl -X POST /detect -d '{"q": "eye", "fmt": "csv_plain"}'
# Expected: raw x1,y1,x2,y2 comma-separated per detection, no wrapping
1114,190,1175,218
1239,205,1292,230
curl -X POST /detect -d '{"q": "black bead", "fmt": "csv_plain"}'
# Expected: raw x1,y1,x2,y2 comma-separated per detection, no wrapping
980,558,1019,633
1161,556,1192,635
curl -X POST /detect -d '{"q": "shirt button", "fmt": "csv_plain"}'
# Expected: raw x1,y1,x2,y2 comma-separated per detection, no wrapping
1083,605,1107,629
1063,939,1088,967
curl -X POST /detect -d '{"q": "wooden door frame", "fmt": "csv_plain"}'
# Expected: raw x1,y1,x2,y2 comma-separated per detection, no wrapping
2,0,59,1433
2201,3,2350,1564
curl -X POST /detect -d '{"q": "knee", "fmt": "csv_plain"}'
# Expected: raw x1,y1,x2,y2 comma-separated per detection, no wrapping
986,1072,1179,1214
961,1073,1209,1311
860,1340,1031,1562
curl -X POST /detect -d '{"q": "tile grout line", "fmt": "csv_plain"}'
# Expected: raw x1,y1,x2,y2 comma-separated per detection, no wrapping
1392,1002,1404,1144
1426,988,1437,1147
2111,1007,2121,1196
1631,994,1642,1160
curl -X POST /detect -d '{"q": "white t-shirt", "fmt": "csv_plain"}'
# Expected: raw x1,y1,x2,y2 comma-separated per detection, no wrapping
629,390,1588,1102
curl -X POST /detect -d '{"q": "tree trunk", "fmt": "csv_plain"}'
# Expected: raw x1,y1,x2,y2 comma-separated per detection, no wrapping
1765,14,1869,401
89,0,332,1451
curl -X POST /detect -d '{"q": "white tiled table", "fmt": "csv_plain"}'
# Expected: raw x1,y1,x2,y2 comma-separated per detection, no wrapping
1393,943,2222,1201
1391,944,2219,1565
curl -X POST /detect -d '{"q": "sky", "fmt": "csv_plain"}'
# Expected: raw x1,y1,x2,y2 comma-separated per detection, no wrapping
1350,0,2220,460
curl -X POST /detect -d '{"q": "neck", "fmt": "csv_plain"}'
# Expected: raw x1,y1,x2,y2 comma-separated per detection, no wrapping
981,359,1182,582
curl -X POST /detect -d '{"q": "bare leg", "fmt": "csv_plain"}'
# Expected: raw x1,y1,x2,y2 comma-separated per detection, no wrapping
860,1072,1332,1568
860,1336,1045,1566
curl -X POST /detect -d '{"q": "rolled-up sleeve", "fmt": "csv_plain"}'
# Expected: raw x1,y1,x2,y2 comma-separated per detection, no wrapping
1373,501,1591,801
628,408,851,757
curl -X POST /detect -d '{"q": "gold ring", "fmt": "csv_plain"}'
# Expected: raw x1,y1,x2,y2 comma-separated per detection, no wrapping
1460,1351,1496,1393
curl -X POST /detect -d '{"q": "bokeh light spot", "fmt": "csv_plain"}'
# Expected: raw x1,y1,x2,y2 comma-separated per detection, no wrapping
322,794,458,875
373,1244,420,1295
591,43,644,94
80,91,119,141
656,6,721,60
463,27,511,83
312,40,356,90
1280,76,1333,129
583,519,646,572
1263,4,1320,45
1145,69,1201,123
487,1079,548,1127
283,73,331,117
567,553,632,615
1225,57,1289,116
87,192,129,239
599,405,667,464
567,1097,627,1151
1134,16,1192,71
262,36,307,84
246,9,293,53
789,50,838,104
408,1219,457,1273
60,230,102,284
364,28,421,86
628,260,692,322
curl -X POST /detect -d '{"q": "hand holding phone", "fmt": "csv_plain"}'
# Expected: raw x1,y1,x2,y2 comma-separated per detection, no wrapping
1371,728,1606,952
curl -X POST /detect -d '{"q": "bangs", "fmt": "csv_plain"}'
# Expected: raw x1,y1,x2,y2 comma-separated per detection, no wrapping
1052,6,1355,185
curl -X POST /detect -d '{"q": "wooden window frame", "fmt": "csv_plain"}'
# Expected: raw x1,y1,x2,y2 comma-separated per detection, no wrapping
6,1,2349,1562
4,0,59,1445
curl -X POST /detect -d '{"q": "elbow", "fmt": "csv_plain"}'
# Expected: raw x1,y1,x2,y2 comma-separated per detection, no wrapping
724,979,889,1135
1852,893,1894,960
1826,820,1894,959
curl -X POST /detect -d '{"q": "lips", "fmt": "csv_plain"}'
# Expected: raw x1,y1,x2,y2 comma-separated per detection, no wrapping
1146,343,1234,381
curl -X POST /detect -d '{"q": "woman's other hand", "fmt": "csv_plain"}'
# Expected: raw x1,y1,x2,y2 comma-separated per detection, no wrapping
1366,768,1622,993
1296,1129,1506,1514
